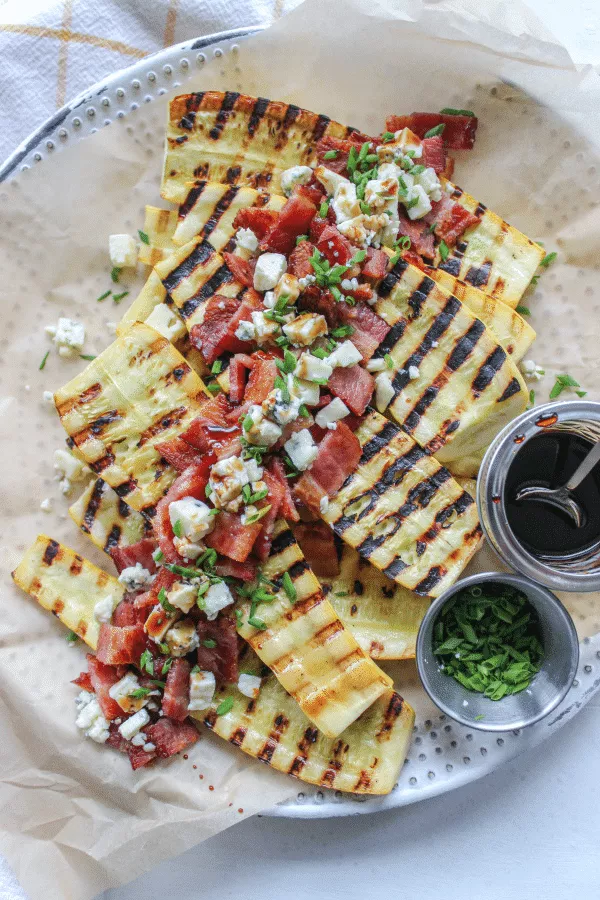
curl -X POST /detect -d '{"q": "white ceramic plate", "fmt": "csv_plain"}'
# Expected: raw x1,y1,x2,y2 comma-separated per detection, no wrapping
3,27,600,820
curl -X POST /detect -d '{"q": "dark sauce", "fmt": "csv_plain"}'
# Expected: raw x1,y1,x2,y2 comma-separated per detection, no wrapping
505,432,600,555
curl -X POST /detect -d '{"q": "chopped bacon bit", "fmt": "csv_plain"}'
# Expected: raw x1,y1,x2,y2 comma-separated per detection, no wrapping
293,179,325,206
295,421,361,513
309,215,330,244
403,248,427,270
106,725,157,769
162,659,191,722
112,598,142,626
328,365,374,415
362,248,388,282
293,522,340,578
153,458,215,563
205,510,263,563
315,133,373,175
253,469,285,561
181,395,241,458
232,207,279,239
260,193,318,256
228,354,253,404
300,288,389,362
197,614,239,683
288,239,317,278
344,284,375,304
316,225,355,266
421,136,447,174
145,717,199,758
214,558,258,581
96,624,147,667
135,568,178,618
156,436,203,473
110,539,158,576
429,198,479,246
190,292,260,365
397,212,435,258
223,252,256,288
86,657,129,722
244,355,278,404
267,457,300,522
72,671,93,692
386,113,478,150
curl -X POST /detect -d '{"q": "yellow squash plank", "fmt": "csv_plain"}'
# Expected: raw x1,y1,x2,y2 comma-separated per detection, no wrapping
54,322,208,515
324,548,431,660
320,409,483,597
11,535,124,650
69,478,152,554
374,259,528,475
198,647,414,795
435,179,545,308
138,207,179,266
236,519,393,739
162,91,366,203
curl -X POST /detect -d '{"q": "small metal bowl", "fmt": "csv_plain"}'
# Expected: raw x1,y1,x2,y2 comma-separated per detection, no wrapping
416,572,579,731
477,399,600,592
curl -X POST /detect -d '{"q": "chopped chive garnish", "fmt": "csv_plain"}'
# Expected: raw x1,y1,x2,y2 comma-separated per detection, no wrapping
384,353,394,370
206,382,221,394
323,150,339,160
242,413,254,432
298,404,309,417
331,325,354,338
281,571,297,603
439,108,475,117
66,630,79,643
516,305,531,316
359,201,372,215
202,639,217,649
96,290,111,302
248,615,267,631
211,359,222,374
438,240,449,262
539,252,557,268
112,290,129,304
381,131,395,142
296,234,308,245
349,249,366,265
110,267,121,283
79,354,96,361
172,519,183,538
216,697,234,715
129,687,151,699
162,658,173,675
39,351,50,371
158,587,176,613
138,229,150,244
423,124,445,138
140,649,153,674
549,373,581,400
319,201,329,219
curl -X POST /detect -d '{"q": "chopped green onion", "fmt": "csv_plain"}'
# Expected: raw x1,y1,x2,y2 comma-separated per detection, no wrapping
211,359,222,374
110,267,121,283
129,687,151,699
244,504,272,525
516,305,531,316
138,229,150,244
66,630,79,643
248,615,267,631
162,658,173,675
539,252,557,268
79,354,96,361
172,519,183,538
439,108,475,117
359,201,372,215
202,639,217,649
323,150,338,160
158,587,176,613
296,235,308,245
206,382,222,394
96,290,111,302
39,351,50,371
319,201,329,219
549,373,581,400
140,649,153,675
438,240,449,262
281,571,297,603
216,697,234,715
349,249,366,265
381,131,395,143
384,353,394,370
423,124,445,138
242,413,254,432
112,290,129,304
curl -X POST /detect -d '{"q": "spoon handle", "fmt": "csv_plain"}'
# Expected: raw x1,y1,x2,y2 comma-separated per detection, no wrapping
566,440,600,491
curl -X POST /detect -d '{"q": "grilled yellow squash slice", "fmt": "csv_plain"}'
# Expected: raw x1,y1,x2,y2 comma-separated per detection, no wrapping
435,180,545,308
320,409,482,596
198,646,414,794
162,91,366,203
12,535,124,649
69,477,152,553
54,322,208,515
373,259,528,475
324,549,431,660
236,519,393,738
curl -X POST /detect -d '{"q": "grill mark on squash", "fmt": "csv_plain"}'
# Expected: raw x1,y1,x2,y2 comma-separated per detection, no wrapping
472,346,507,396
498,376,522,403
179,182,207,219
83,478,106,532
161,240,216,293
137,407,188,446
201,186,240,238
208,91,240,140
43,539,60,566
247,96,270,136
180,265,235,319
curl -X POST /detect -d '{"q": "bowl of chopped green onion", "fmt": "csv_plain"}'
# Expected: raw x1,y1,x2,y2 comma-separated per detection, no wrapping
416,573,579,731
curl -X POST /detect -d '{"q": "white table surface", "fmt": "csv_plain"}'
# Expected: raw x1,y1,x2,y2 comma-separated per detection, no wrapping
4,3,600,898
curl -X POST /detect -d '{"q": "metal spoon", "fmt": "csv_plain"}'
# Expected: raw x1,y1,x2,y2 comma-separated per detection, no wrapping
514,440,600,528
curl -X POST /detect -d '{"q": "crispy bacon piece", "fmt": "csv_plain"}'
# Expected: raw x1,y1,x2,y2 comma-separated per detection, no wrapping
267,457,299,522
153,459,215,563
190,292,257,365
112,598,142,626
96,624,147,667
106,726,158,769
181,395,241,458
295,421,361,514
427,196,479,246
156,436,203,473
205,510,263,563
293,180,325,206
244,355,278,404
288,239,317,278
397,212,435,258
328,365,374,415
144,717,199,758
87,656,128,710
72,671,93,692
300,288,388,362
315,133,374,176
197,614,239,683
386,113,478,150
110,539,158,576
223,251,256,288
253,469,285,561
293,522,340,578
134,568,177,618
316,225,355,266
232,207,279,240
362,248,388,282
214,558,257,581
228,353,254,404
260,194,318,255
421,136,447,174
162,659,191,722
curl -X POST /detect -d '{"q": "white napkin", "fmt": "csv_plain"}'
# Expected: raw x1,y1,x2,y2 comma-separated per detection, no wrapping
0,0,302,163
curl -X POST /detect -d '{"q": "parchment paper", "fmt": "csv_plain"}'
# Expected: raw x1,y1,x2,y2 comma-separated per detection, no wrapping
1,1,600,897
